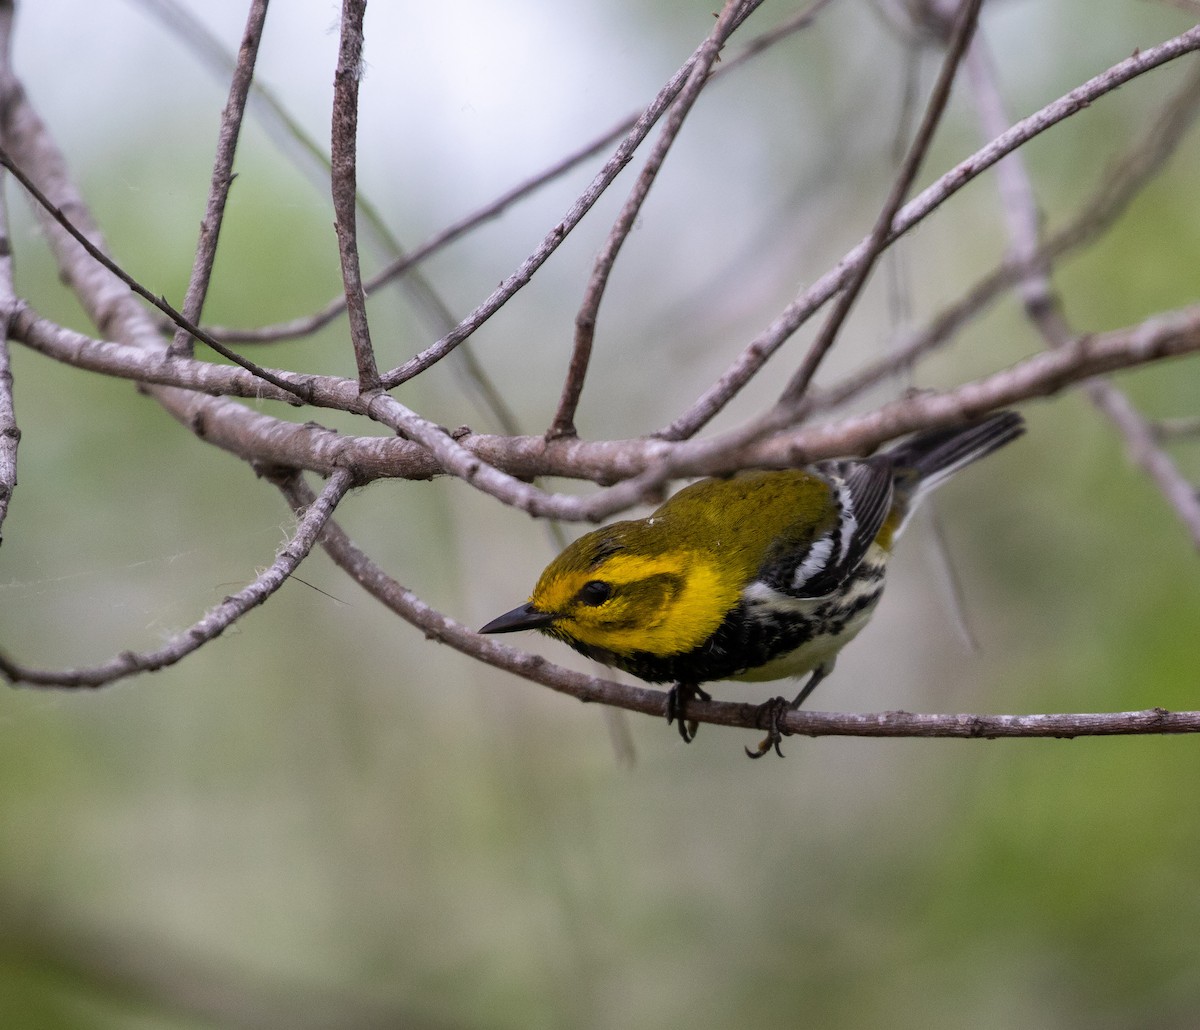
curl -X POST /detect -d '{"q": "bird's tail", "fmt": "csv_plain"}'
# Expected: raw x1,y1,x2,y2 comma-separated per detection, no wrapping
887,410,1025,528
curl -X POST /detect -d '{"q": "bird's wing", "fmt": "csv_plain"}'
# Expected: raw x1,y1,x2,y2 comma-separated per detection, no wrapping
774,458,894,599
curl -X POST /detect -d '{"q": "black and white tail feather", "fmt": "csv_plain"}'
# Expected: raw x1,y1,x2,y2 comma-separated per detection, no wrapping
882,410,1026,536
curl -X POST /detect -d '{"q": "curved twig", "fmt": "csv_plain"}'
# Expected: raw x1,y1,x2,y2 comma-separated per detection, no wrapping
169,0,268,357
331,0,380,391
0,468,353,689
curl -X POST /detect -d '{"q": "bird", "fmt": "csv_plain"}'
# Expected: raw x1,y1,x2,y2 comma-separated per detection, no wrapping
480,411,1025,757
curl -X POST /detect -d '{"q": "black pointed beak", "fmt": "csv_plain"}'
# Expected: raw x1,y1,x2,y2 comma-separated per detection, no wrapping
479,602,555,635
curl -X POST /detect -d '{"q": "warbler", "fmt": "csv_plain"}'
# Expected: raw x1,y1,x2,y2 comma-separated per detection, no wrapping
481,411,1024,757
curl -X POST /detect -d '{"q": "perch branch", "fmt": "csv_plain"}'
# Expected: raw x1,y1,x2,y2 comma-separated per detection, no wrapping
278,475,1200,742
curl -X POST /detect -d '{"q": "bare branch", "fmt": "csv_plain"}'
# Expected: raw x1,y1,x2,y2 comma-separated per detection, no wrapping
772,707,1200,739
0,468,353,689
0,190,17,546
548,0,765,439
331,0,380,391
776,0,983,408
169,0,268,357
0,347,14,548
574,304,1200,512
962,35,1064,337
657,22,1200,441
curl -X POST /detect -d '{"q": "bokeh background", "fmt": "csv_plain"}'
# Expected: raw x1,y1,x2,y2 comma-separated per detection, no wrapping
3,1,1200,1027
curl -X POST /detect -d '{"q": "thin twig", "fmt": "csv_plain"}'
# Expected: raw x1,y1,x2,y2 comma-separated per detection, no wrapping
169,0,268,357
207,131,636,346
0,468,353,689
0,324,14,549
656,22,1200,441
548,0,764,439
331,0,380,391
1087,384,1200,546
963,36,1061,334
0,178,14,548
0,146,312,403
775,0,983,409
0,0,18,544
1152,416,1200,439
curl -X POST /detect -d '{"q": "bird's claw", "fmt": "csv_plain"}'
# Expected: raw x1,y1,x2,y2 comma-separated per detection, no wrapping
665,683,711,743
745,696,793,759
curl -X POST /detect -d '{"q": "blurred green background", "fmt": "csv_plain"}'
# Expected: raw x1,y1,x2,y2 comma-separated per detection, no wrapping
2,1,1200,1027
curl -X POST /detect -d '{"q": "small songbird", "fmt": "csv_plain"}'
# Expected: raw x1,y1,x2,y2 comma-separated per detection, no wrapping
480,411,1024,757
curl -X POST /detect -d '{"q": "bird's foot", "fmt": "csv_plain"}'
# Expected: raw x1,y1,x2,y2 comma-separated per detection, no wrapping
746,696,793,759
665,683,711,743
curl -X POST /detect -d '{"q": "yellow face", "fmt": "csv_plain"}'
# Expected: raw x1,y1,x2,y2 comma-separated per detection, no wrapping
529,546,741,658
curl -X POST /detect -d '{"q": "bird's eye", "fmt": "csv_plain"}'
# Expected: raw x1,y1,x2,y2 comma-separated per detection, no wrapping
577,580,613,606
